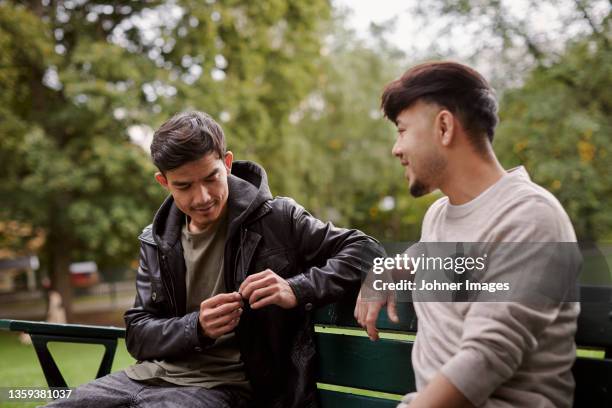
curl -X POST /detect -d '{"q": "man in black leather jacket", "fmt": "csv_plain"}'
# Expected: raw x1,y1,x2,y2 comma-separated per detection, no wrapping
48,111,382,408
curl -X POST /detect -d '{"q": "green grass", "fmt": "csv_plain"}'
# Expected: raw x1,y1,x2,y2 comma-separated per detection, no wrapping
0,332,135,408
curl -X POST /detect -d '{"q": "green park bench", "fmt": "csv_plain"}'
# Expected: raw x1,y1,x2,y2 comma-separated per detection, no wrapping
1,284,611,407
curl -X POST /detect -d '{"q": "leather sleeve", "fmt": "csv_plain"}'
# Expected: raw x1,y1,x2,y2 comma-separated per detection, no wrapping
284,199,385,310
123,243,210,361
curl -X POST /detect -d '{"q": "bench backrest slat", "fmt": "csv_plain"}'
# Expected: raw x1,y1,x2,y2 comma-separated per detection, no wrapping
316,332,416,395
314,301,417,332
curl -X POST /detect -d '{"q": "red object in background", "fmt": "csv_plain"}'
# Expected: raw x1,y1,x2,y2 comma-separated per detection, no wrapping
70,272,99,288
69,261,99,288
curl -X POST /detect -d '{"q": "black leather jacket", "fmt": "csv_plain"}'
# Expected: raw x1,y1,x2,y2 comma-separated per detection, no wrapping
124,161,383,408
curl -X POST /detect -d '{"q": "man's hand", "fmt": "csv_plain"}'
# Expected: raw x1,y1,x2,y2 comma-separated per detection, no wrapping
238,269,298,309
199,292,243,339
354,288,399,341
407,373,475,408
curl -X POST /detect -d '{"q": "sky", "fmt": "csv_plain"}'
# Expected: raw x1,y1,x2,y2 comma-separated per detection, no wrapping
332,0,608,66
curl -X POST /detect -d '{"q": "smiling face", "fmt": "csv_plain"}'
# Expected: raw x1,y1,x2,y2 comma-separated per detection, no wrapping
155,152,233,232
391,100,448,197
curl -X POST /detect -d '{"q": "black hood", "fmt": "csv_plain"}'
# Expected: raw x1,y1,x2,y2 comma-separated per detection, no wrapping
151,160,273,251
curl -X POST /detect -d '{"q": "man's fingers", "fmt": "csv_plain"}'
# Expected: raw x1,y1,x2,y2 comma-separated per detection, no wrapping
238,269,272,294
357,303,367,327
365,302,382,341
199,296,243,338
250,292,279,309
357,300,374,328
240,275,276,300
204,301,242,320
202,292,241,308
207,308,242,328
249,285,277,306
208,309,242,329
387,297,399,323
207,317,240,338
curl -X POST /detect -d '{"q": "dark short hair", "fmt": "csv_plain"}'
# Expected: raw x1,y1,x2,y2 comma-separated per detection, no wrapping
381,61,498,149
150,111,226,172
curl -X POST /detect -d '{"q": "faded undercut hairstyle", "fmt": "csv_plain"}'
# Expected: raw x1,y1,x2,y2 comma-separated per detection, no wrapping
150,111,226,172
381,61,499,153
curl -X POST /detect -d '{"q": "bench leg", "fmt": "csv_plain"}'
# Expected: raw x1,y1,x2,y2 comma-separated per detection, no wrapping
30,334,119,395
31,335,68,388
96,339,118,379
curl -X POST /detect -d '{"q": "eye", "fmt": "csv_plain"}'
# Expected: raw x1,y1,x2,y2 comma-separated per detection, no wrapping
176,184,190,191
206,172,221,182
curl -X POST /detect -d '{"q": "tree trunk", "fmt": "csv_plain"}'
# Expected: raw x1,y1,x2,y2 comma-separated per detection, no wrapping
48,234,74,322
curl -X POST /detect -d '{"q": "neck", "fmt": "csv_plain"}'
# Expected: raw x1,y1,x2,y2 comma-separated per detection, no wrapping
188,220,210,234
439,151,506,205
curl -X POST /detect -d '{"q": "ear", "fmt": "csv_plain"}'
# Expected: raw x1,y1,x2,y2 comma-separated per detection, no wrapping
436,110,455,147
224,151,234,172
155,172,169,189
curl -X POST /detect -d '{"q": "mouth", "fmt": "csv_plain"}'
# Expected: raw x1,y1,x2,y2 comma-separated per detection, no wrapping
193,202,216,213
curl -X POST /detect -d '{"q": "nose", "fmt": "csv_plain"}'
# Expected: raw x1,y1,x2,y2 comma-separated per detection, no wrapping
196,184,212,204
392,140,402,158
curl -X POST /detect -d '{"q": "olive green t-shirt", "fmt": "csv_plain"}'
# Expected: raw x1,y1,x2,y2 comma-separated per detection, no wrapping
125,212,250,394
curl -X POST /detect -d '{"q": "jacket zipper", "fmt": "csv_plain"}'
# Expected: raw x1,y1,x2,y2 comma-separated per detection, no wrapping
158,251,178,315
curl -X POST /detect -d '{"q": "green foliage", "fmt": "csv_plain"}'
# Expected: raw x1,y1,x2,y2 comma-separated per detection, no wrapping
1,0,609,308
495,35,612,240
282,17,437,241
158,0,332,194
0,0,334,312
414,0,612,240
0,1,166,276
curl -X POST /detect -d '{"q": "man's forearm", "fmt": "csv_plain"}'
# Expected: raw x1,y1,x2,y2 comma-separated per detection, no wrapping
124,310,203,360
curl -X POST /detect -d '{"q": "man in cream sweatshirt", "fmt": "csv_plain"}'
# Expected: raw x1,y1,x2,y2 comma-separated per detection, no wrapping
355,61,579,407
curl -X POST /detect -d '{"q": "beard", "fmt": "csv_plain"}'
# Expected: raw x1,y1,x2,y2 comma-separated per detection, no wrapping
408,152,447,198
409,180,430,197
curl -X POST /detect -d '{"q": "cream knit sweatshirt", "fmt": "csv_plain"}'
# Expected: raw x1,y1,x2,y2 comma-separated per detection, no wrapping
400,166,579,408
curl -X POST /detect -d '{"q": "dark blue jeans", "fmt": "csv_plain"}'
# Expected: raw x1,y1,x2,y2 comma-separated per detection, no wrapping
44,371,250,408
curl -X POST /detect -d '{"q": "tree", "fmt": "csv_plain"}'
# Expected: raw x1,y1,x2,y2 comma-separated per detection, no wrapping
494,34,611,241
283,15,439,242
153,0,332,194
0,0,332,320
405,0,612,240
412,0,610,87
0,1,166,320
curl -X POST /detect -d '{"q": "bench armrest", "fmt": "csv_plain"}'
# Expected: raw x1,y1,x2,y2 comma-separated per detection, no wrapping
0,319,126,391
0,319,125,338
